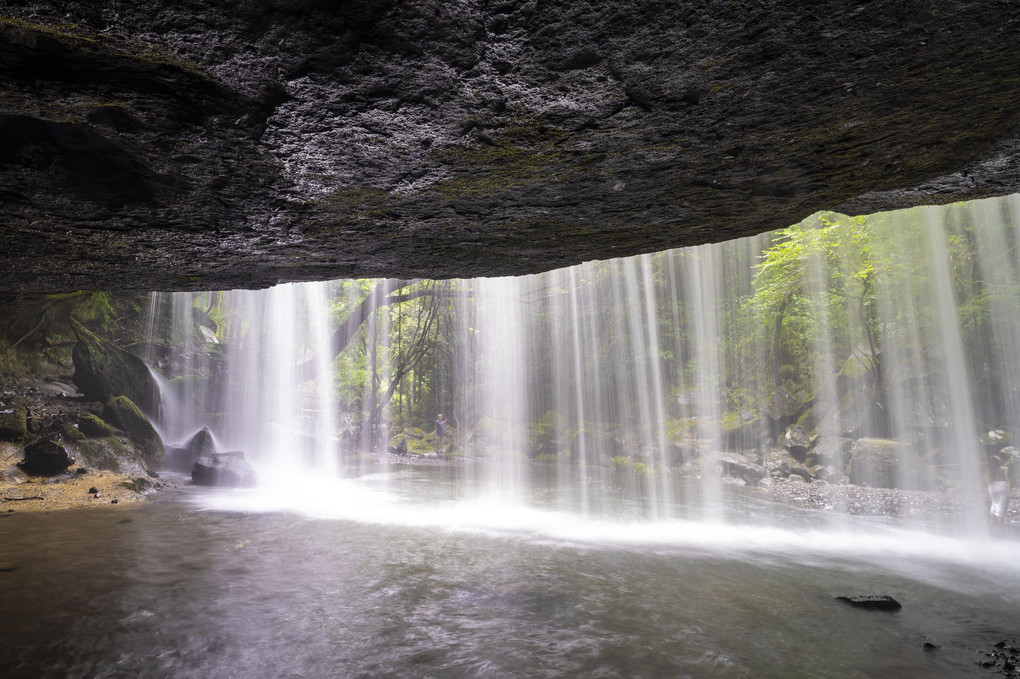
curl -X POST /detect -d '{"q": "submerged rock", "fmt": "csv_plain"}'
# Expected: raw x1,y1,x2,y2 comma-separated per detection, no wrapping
835,594,902,611
18,439,75,476
192,452,256,488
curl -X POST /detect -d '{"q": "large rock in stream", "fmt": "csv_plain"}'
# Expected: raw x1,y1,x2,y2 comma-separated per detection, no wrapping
718,453,766,486
848,438,930,490
166,427,218,474
192,452,257,489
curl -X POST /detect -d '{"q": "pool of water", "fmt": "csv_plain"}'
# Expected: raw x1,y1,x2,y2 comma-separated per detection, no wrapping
1,466,1018,678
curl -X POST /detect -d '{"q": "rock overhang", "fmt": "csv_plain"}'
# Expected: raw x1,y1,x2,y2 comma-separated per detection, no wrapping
1,0,1019,291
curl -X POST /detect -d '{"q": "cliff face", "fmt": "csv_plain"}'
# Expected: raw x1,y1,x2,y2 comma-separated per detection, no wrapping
2,0,1019,291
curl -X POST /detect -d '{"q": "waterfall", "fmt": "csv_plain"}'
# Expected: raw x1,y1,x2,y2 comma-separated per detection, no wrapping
151,195,1020,536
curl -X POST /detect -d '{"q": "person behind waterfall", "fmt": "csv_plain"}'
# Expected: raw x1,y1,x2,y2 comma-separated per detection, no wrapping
435,413,447,451
987,452,1011,531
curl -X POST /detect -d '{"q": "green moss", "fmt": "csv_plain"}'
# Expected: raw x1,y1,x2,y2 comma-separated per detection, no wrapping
429,116,578,199
74,438,122,471
406,437,434,454
60,422,86,442
105,435,130,458
120,476,153,493
0,14,206,74
79,413,116,438
305,186,397,236
0,405,29,443
104,396,165,468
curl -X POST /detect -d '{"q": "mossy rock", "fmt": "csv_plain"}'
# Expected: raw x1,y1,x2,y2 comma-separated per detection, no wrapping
79,413,116,438
120,476,153,493
0,405,28,443
71,318,162,417
407,437,434,454
18,439,75,476
74,438,122,471
60,421,86,442
103,396,164,468
849,438,931,490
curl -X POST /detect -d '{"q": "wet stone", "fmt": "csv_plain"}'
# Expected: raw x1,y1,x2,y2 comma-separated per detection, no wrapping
834,594,902,611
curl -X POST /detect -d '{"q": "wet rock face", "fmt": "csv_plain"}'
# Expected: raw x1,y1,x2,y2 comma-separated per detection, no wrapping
19,439,75,476
1,1,1019,291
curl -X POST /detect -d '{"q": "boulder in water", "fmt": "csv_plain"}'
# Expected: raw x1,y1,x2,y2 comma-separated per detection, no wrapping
811,435,853,466
70,318,162,417
718,453,766,485
167,427,218,473
835,594,902,611
192,452,257,488
848,438,930,490
103,396,165,469
18,439,75,476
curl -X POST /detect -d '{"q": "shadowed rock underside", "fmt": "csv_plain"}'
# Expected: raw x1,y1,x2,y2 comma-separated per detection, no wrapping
1,0,1019,291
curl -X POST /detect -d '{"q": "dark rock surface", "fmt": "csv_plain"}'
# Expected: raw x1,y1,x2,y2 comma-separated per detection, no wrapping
848,437,929,490
18,439,75,476
71,319,162,416
102,396,165,469
0,405,28,442
835,594,902,611
192,451,257,488
1,1,1020,292
167,427,218,473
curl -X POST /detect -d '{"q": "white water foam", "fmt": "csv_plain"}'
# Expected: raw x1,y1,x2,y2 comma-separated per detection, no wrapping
189,468,1020,589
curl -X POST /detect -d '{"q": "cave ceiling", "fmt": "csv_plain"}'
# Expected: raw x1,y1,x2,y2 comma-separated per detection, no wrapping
1,0,1019,291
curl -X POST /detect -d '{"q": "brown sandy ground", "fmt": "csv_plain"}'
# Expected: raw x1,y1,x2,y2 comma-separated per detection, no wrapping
0,441,177,513
0,371,177,514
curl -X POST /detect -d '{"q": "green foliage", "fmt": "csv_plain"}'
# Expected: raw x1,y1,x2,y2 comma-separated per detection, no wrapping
0,291,149,376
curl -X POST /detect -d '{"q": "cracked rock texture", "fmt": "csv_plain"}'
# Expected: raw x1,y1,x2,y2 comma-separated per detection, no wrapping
1,0,1019,291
